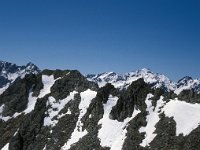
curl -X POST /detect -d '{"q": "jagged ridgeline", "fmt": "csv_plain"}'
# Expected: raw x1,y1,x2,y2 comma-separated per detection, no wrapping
0,61,200,150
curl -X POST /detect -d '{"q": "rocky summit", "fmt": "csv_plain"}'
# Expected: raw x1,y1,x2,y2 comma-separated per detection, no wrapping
0,61,200,150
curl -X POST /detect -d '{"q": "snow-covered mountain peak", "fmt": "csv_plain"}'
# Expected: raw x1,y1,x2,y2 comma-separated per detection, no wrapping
1,63,200,150
25,62,40,73
0,61,39,75
136,68,152,73
87,68,176,91
87,68,200,94
177,76,193,87
175,76,200,95
98,72,117,79
87,71,123,88
126,68,152,77
126,68,176,91
178,76,193,82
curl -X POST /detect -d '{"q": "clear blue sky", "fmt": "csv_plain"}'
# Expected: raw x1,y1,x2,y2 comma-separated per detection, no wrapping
0,0,199,81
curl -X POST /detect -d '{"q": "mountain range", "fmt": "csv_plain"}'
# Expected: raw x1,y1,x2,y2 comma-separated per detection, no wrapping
0,61,40,95
87,68,200,94
0,61,200,150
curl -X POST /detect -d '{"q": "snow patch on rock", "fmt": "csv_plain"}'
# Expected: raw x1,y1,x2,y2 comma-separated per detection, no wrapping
139,94,166,147
61,89,97,150
0,83,9,95
0,74,59,122
44,91,78,127
1,143,9,150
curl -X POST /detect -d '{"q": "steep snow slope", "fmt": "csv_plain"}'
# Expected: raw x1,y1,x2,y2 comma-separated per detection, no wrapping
61,89,97,150
98,95,140,150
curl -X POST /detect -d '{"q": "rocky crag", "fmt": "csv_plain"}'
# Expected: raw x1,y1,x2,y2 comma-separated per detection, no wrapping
0,61,200,150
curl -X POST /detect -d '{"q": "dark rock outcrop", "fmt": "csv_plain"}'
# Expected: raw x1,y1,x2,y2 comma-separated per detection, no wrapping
0,65,200,150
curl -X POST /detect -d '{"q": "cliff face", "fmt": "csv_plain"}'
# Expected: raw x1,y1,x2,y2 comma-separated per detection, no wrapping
1,62,200,150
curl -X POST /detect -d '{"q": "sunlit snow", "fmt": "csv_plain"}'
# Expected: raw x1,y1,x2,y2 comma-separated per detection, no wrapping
0,83,10,95
1,143,9,150
23,92,37,114
44,91,78,127
140,94,200,147
98,95,140,150
139,94,166,147
0,74,58,122
88,68,176,91
163,99,200,136
61,89,97,150
39,75,56,98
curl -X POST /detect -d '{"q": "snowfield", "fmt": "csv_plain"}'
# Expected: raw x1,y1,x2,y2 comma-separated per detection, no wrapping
98,95,140,150
163,99,200,136
139,94,200,147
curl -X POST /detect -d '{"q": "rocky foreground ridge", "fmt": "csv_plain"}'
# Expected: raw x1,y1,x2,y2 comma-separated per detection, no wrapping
0,61,200,150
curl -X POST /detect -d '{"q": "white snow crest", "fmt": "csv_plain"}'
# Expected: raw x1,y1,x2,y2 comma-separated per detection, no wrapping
98,95,140,150
61,89,97,150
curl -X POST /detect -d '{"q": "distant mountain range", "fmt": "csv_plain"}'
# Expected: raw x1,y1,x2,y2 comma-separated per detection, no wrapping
87,68,200,94
0,60,200,150
0,61,40,94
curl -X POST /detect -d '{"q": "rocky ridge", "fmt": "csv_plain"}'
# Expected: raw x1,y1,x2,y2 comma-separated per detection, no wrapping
0,61,200,150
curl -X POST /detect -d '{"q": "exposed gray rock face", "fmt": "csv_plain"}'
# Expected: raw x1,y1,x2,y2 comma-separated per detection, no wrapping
0,62,200,150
